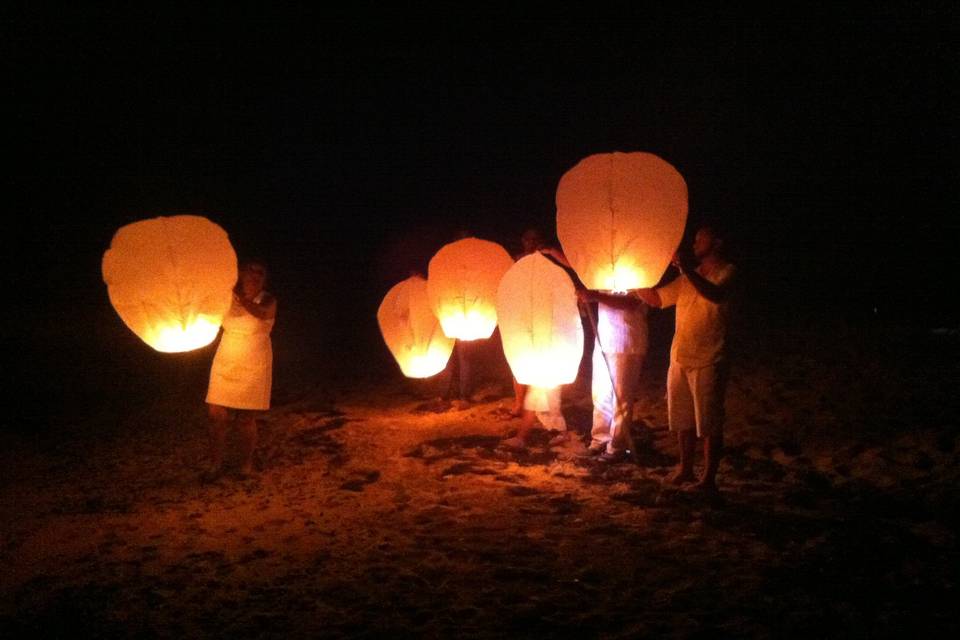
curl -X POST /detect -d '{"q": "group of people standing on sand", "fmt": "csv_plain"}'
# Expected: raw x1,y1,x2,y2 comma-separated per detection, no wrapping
500,222,737,494
199,221,736,494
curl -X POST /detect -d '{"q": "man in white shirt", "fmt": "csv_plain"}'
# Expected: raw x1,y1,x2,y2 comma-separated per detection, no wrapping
636,223,736,492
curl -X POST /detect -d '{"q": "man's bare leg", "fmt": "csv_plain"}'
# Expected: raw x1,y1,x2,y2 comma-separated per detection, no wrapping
237,413,258,476
670,430,697,484
501,410,536,450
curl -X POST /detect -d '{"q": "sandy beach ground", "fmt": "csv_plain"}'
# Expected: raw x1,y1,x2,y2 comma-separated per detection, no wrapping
2,323,958,638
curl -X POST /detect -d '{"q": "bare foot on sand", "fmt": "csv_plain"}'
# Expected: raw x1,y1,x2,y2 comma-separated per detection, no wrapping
668,469,696,485
499,436,527,451
548,432,570,447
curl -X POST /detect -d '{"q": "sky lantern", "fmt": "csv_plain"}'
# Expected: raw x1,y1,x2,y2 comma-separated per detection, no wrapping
496,252,584,387
378,275,455,378
102,215,237,353
427,237,514,340
556,151,688,292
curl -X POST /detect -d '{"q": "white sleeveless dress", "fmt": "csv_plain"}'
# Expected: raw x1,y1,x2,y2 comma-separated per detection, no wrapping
206,292,275,410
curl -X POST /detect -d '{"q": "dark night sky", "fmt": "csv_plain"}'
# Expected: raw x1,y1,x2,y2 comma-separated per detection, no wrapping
4,5,958,420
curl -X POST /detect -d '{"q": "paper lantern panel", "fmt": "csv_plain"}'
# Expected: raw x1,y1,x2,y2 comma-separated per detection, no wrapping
102,215,237,352
557,151,687,291
497,252,584,387
378,276,455,378
427,237,514,340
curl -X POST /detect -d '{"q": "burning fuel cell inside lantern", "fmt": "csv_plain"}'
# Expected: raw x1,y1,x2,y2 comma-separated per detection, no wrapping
601,260,648,294
427,237,514,341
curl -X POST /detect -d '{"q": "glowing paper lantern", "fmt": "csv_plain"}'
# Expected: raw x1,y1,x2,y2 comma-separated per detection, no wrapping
497,253,584,387
427,237,514,340
102,215,237,353
556,151,687,291
378,276,455,378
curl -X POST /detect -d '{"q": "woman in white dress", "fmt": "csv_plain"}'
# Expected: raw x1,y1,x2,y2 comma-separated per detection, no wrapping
204,260,277,481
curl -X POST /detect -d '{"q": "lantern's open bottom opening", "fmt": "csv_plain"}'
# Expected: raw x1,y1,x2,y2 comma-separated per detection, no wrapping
145,317,221,353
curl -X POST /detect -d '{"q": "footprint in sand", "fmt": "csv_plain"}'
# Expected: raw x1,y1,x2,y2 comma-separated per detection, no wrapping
338,470,381,492
505,485,539,497
440,462,497,478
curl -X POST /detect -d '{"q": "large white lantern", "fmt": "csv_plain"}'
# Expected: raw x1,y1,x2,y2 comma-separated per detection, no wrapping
377,276,455,378
102,215,237,352
496,252,584,387
556,151,687,291
427,237,514,340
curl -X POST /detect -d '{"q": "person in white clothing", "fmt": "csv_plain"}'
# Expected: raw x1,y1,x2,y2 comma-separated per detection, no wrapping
635,223,736,492
576,290,648,462
204,260,277,481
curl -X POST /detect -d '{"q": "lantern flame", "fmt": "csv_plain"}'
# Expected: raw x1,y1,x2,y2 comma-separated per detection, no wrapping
427,238,514,341
401,344,456,379
506,345,585,388
433,305,496,342
602,261,647,294
146,316,222,353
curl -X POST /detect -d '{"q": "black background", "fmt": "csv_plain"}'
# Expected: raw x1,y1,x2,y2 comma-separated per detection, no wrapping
5,5,957,425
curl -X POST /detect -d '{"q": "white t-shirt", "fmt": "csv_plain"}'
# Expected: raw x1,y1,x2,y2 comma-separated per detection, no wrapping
657,262,736,368
596,301,648,355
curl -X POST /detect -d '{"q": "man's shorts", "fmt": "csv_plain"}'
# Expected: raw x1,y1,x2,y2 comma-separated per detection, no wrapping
667,361,728,438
